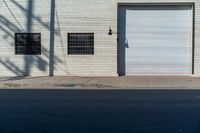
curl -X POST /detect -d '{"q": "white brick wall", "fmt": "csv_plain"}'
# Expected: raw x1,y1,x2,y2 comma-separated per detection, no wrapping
0,0,199,77
0,0,50,76
54,0,117,76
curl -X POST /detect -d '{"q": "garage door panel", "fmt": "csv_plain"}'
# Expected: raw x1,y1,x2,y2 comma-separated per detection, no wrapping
127,31,191,37
126,68,190,71
127,42,191,47
126,46,190,50
127,20,191,27
126,71,190,76
127,30,191,36
119,5,193,75
126,49,191,54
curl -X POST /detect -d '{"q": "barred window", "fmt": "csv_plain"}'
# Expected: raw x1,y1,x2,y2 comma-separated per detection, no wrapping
15,33,41,55
68,33,94,55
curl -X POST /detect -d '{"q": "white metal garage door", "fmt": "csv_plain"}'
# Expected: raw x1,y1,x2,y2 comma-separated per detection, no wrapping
119,5,193,76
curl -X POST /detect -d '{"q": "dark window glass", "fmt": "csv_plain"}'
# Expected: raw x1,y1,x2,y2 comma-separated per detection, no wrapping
15,33,41,55
68,33,94,55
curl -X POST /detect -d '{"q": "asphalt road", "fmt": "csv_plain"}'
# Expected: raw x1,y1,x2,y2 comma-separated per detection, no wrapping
0,89,200,133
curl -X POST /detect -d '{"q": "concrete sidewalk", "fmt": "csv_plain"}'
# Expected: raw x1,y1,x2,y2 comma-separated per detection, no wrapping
0,76,200,89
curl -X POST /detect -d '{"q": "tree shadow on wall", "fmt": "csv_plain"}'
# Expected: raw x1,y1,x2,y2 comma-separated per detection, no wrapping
0,0,64,79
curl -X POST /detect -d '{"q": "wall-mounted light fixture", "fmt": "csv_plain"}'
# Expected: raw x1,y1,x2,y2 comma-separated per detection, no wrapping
108,26,117,36
108,27,113,36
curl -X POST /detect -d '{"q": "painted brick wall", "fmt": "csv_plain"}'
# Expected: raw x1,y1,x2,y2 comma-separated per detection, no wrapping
54,0,118,76
0,0,199,77
0,0,50,76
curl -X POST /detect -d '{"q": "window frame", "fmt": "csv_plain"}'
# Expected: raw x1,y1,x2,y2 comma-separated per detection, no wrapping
67,33,94,55
15,33,41,55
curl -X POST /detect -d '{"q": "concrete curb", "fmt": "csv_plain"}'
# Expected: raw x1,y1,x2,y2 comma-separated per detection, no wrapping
0,76,200,89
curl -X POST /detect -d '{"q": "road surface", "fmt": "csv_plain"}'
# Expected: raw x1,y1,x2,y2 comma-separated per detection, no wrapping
0,89,200,133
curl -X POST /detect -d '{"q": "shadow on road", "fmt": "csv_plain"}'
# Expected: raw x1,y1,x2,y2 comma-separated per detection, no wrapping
0,90,200,133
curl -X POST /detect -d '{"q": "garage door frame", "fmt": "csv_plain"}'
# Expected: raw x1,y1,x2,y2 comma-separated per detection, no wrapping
117,2,195,76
